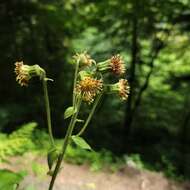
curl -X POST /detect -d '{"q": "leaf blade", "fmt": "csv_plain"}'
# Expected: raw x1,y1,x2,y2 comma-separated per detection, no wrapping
71,135,92,150
64,106,76,119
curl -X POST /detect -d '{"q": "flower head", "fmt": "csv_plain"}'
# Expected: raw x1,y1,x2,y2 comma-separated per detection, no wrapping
110,55,126,75
15,61,31,86
108,79,130,100
97,54,125,75
15,61,45,87
76,77,103,103
73,52,95,67
118,79,130,100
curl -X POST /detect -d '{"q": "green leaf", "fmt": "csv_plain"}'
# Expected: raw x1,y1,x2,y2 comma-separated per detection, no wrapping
71,136,92,150
64,106,76,119
47,148,59,171
0,169,26,190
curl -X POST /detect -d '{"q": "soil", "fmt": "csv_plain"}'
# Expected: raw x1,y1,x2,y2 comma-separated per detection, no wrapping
0,153,189,190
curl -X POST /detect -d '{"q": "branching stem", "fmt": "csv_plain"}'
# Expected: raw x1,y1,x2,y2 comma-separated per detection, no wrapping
48,97,81,190
77,92,102,136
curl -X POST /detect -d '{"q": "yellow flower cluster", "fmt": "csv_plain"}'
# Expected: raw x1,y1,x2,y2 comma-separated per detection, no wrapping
14,52,130,102
74,52,130,103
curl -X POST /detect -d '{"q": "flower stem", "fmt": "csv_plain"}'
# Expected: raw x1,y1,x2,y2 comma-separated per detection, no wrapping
48,97,81,190
43,75,55,147
77,92,103,136
73,60,79,105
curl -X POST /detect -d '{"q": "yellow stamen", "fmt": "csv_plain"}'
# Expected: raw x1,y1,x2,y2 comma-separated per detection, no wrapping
76,77,103,103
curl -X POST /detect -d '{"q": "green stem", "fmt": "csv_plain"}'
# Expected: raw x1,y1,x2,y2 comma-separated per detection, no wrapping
43,75,55,147
73,60,79,105
77,93,103,136
48,97,81,190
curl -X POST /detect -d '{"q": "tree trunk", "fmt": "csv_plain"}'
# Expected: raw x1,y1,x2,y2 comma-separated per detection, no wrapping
123,3,138,150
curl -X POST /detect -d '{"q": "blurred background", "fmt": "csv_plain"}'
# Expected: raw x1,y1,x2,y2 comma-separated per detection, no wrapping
0,0,190,183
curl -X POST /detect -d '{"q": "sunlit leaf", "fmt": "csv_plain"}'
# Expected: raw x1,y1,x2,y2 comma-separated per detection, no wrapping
71,135,92,150
64,106,76,119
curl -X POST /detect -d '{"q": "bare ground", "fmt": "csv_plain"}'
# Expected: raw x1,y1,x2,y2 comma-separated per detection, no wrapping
0,153,189,190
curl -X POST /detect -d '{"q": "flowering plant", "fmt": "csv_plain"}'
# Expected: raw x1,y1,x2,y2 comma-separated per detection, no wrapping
15,52,130,190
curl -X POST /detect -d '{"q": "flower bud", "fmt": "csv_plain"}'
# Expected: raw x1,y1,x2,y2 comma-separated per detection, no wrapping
108,79,130,100
73,52,95,67
97,54,126,75
15,61,45,86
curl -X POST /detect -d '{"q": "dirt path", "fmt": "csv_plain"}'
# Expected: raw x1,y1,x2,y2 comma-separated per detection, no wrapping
0,153,189,190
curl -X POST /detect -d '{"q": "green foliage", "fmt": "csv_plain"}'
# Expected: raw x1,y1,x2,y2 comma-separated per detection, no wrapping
0,123,125,175
0,169,26,190
31,162,47,178
65,146,124,172
0,122,37,162
0,122,187,180
160,156,179,179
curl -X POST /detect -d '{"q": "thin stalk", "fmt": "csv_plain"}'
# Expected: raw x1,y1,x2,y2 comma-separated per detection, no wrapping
48,97,82,190
43,75,55,147
77,92,102,136
73,60,79,104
